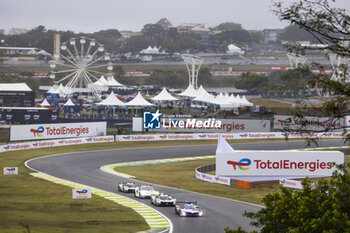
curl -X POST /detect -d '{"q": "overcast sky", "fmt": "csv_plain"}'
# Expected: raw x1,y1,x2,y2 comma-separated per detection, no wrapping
1,0,349,33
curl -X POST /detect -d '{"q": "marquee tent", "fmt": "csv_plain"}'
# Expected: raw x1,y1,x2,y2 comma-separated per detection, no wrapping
96,91,125,106
63,98,75,106
125,92,154,107
40,98,51,107
177,84,198,98
151,87,178,101
106,76,124,87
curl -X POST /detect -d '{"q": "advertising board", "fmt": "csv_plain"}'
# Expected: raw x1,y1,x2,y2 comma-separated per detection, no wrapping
3,167,18,175
279,178,304,189
72,189,91,199
216,151,344,177
274,115,344,132
195,169,231,186
10,122,107,141
143,118,270,133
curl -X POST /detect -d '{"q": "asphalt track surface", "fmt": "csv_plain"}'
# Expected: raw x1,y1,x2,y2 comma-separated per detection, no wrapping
26,140,347,233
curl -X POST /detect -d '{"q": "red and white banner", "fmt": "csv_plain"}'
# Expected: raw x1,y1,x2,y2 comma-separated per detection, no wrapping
274,115,344,132
195,169,231,186
3,167,18,175
279,178,304,189
10,122,107,141
0,136,114,153
115,132,345,142
216,151,344,177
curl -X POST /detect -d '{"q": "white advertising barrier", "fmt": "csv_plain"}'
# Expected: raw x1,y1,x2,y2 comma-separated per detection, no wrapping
195,169,231,186
216,151,344,177
279,178,316,190
10,122,107,141
274,115,344,132
151,118,271,133
115,132,345,142
0,136,115,153
279,178,304,189
3,167,18,175
72,189,91,199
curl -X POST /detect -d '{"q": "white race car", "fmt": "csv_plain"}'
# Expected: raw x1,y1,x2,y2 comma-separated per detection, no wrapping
118,182,137,193
151,193,176,206
175,201,204,217
134,185,159,198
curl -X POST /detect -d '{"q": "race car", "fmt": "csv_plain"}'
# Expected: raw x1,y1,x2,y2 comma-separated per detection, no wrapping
134,185,159,198
175,201,203,217
151,193,176,206
118,182,137,193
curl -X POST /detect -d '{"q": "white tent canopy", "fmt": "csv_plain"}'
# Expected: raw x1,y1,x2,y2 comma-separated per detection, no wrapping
151,87,179,101
40,98,51,107
96,91,125,106
126,92,154,106
106,75,124,87
63,98,75,106
177,84,198,98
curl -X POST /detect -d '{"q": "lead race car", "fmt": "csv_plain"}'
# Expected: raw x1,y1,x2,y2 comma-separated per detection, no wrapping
118,182,137,193
134,185,159,198
151,193,176,206
175,201,204,217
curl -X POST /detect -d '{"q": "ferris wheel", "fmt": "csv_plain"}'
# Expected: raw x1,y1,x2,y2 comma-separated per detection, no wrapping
49,36,113,100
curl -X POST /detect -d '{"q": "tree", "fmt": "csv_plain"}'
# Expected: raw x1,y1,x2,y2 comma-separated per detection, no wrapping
280,25,317,42
226,164,350,233
214,22,243,32
233,73,268,92
274,0,350,57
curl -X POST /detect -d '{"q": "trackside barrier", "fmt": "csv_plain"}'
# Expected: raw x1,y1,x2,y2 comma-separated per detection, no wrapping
195,164,231,186
115,132,345,142
0,136,114,153
0,132,345,154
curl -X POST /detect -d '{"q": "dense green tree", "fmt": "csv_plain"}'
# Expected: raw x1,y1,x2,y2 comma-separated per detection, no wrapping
248,31,263,44
233,73,268,91
280,25,317,42
213,22,243,32
211,30,250,46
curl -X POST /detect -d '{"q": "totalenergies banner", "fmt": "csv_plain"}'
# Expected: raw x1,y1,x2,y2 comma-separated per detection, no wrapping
115,132,345,142
10,122,107,141
216,151,344,177
0,136,115,153
195,169,231,186
274,115,344,132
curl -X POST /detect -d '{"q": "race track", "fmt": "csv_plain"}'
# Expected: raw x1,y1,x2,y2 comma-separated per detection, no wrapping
26,140,346,233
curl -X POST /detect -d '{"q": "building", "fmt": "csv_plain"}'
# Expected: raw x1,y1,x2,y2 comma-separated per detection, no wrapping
8,28,29,35
0,83,35,107
0,46,52,64
119,30,142,39
177,23,210,33
263,29,284,43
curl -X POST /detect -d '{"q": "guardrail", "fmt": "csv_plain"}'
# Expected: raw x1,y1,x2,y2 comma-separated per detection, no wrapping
0,132,345,154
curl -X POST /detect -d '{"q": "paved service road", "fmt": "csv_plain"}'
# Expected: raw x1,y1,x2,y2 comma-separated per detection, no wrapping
26,140,347,233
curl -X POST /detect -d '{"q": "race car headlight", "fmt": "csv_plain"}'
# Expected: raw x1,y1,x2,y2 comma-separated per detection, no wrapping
199,211,203,216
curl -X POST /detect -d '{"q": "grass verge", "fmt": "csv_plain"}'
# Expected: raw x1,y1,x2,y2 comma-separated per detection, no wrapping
114,155,350,206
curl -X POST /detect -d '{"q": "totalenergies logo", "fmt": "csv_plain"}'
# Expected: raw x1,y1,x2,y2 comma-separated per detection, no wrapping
4,145,10,150
76,189,88,195
160,135,167,139
85,138,93,142
123,136,131,140
240,133,248,138
278,118,292,125
227,158,251,170
30,126,44,137
33,142,38,147
198,134,207,138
